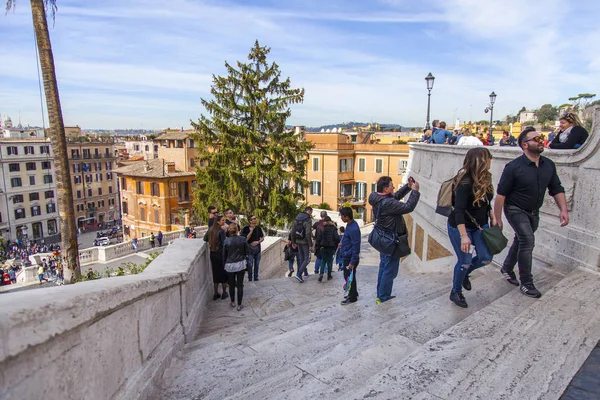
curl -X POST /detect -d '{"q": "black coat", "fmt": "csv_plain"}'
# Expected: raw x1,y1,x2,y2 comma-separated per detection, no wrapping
223,236,250,264
316,223,340,248
368,184,420,235
549,125,588,149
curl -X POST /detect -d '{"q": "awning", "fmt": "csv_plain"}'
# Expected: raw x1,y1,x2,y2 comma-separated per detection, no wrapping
339,179,355,184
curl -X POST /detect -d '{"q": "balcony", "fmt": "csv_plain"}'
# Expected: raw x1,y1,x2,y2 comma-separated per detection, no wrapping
178,197,192,204
338,195,366,206
93,154,102,159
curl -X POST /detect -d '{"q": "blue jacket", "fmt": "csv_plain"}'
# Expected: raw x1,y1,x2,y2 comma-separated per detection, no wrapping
341,220,360,266
431,129,452,144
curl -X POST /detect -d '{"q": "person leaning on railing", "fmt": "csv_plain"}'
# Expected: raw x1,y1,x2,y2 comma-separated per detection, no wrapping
549,112,589,149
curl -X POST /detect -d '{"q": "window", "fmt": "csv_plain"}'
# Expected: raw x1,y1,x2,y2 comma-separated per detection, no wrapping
85,174,92,183
95,162,102,171
24,146,34,155
43,174,53,184
145,145,149,151
45,190,54,199
40,145,50,154
136,181,144,194
71,149,80,158
15,208,25,219
31,205,41,216
12,194,24,204
109,186,113,194
170,182,177,197
108,198,115,206
41,161,51,170
87,189,92,197
26,162,36,171
98,200,104,208
151,182,160,196
178,181,190,202
188,139,195,148
11,177,22,188
32,222,43,239
48,219,57,235
339,158,353,172
7,146,18,155
122,202,128,214
106,172,112,180
140,207,146,221
358,158,366,172
46,203,56,213
73,164,80,173
106,162,112,170
312,157,320,171
375,159,383,173
82,163,91,172
83,149,91,159
77,204,84,212
74,175,82,184
154,145,159,152
190,158,196,168
98,188,103,196
29,176,36,185
76,190,82,199
121,177,127,190
310,181,321,196
398,160,408,174
29,192,40,201
355,182,367,200
8,163,20,172
134,144,140,151
96,173,103,182
371,183,376,194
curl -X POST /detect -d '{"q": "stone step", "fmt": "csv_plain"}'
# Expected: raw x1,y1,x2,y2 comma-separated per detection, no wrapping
348,267,600,399
217,266,565,399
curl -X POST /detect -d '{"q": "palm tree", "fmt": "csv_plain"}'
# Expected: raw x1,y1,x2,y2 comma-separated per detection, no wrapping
6,0,81,282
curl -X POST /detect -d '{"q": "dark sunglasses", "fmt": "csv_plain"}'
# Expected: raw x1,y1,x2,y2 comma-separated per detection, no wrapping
525,135,545,144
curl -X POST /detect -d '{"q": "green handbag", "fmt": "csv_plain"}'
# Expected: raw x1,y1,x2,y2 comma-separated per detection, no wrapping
465,211,508,255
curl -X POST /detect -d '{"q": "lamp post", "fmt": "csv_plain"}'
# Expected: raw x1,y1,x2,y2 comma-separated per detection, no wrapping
485,91,497,136
425,73,435,129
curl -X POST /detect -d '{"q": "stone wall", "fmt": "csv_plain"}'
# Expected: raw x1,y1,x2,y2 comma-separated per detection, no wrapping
405,107,600,273
0,238,212,400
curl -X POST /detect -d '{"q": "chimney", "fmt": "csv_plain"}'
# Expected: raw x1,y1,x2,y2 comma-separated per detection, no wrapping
144,161,150,172
164,162,176,174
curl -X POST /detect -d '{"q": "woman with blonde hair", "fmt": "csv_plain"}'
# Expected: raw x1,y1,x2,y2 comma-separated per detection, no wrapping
223,223,250,311
549,112,589,149
447,147,495,308
457,128,483,146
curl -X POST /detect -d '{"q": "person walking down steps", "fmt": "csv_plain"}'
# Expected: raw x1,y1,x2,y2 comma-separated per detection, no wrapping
223,223,250,311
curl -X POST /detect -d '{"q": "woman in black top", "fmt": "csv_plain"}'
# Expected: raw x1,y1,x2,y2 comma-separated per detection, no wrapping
549,112,589,149
447,147,495,308
204,215,228,300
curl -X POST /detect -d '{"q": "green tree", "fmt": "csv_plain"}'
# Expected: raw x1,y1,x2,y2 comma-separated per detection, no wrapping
6,0,80,283
535,104,558,125
191,41,312,228
477,120,490,125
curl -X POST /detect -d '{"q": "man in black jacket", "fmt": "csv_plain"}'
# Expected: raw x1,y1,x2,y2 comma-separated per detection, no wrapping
291,206,313,283
315,216,339,282
368,176,420,304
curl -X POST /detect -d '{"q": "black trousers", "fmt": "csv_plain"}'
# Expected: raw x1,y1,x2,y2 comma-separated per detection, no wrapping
503,205,540,286
228,270,245,305
343,261,359,301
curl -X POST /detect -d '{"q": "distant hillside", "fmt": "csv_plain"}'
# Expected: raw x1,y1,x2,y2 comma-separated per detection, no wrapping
290,122,405,132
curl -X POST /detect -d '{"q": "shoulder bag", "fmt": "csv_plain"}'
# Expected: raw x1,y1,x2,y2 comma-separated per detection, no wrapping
464,210,508,255
368,200,411,258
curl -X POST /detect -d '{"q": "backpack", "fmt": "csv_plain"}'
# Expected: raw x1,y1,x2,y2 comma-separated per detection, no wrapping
294,218,307,240
435,177,455,217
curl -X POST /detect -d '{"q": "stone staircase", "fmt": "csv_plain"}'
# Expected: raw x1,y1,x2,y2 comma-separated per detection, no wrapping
153,232,600,400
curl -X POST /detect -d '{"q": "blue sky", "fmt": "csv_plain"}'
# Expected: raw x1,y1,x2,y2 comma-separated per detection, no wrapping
1,0,599,129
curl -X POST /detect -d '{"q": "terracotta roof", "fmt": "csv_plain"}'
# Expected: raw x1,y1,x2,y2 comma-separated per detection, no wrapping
155,130,194,141
114,158,195,178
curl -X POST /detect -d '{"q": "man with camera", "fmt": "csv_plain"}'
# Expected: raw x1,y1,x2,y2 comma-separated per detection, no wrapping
368,176,420,304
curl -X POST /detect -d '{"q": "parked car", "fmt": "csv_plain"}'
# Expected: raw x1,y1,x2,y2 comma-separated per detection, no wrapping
94,237,111,247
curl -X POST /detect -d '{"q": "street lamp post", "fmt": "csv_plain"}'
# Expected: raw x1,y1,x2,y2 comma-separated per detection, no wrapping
485,91,497,136
425,73,435,129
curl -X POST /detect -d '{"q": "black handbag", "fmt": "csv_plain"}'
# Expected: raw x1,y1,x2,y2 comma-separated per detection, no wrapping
283,245,291,261
368,202,411,258
465,211,508,255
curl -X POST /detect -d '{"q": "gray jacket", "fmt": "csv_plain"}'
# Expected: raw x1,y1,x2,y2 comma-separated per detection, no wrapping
291,212,313,248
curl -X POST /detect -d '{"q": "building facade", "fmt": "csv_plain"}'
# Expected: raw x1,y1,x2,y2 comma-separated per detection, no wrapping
304,133,410,221
115,158,196,239
154,130,198,172
123,136,159,160
0,138,60,243
67,138,119,228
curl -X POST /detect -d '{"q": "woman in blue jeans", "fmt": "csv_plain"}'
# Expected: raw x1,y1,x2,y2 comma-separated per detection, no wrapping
447,147,495,308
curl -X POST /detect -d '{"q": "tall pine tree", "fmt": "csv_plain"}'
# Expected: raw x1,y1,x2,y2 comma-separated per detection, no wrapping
191,41,312,228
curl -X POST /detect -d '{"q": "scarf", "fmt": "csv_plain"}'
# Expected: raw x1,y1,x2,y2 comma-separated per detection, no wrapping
559,126,573,143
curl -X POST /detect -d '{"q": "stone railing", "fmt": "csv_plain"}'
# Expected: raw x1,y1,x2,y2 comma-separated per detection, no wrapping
0,238,212,400
404,107,600,274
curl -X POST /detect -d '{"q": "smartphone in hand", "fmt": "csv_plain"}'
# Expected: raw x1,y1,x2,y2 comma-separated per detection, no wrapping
408,177,416,185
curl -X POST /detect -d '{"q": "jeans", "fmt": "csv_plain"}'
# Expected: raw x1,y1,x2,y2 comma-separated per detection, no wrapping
319,247,336,276
447,221,493,293
247,247,261,280
287,251,297,271
343,260,359,301
503,205,540,285
296,244,310,277
377,253,400,302
314,257,321,274
228,270,245,305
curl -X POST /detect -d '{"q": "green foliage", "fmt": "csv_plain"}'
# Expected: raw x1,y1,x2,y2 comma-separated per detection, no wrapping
410,127,415,132
342,201,352,209
103,252,160,278
535,104,558,125
392,139,408,144
569,93,597,110
477,120,490,125
318,203,332,210
505,114,518,124
522,120,537,126
191,41,312,228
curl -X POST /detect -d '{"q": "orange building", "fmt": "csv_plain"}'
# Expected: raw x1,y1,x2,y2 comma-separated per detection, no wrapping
115,158,196,239
154,130,198,172
304,133,410,221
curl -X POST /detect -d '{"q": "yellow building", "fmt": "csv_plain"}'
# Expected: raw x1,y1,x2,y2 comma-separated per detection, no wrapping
154,130,198,172
67,138,119,228
115,158,196,239
304,133,410,221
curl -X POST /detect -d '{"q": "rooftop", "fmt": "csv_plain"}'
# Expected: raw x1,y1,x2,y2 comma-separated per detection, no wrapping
114,157,195,178
155,130,195,141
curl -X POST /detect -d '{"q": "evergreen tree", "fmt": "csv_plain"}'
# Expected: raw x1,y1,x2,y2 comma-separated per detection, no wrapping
191,41,312,228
